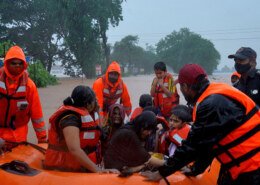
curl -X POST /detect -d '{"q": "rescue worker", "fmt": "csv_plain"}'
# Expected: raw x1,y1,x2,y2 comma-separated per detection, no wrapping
130,94,153,121
93,61,132,125
44,85,118,173
141,64,260,185
0,46,46,144
228,47,260,106
158,105,191,157
231,71,241,87
150,61,179,119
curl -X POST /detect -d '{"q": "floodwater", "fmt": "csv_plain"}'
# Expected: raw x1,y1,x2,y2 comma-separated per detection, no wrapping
28,73,231,143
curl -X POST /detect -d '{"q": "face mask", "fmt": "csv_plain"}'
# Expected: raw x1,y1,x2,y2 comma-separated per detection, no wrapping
108,77,118,83
235,63,251,74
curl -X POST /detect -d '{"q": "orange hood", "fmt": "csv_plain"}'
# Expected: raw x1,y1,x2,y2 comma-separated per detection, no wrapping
4,45,27,80
105,61,122,87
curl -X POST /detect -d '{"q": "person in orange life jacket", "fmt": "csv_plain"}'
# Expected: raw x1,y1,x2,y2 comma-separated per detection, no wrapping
158,105,191,157
104,111,165,173
0,46,47,145
101,104,125,156
92,61,132,125
44,85,118,173
231,71,241,87
141,63,260,185
150,61,179,119
228,47,260,106
130,94,153,121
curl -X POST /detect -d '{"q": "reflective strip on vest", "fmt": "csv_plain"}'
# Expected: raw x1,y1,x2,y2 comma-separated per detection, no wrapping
0,81,6,90
32,117,44,124
103,89,110,94
16,86,26,93
172,134,183,144
81,115,94,123
94,112,99,120
116,90,123,95
34,126,46,132
162,93,168,98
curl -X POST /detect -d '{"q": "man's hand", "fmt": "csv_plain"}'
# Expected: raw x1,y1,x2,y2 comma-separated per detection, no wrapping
140,171,163,181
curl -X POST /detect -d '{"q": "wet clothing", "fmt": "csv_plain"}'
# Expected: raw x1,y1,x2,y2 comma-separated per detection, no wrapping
93,61,132,118
235,68,260,106
0,46,46,143
104,126,151,170
152,73,179,118
104,111,157,170
101,104,125,155
44,105,101,171
158,82,260,184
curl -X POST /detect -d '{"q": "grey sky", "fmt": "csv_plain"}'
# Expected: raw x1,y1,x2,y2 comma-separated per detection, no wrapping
107,0,260,70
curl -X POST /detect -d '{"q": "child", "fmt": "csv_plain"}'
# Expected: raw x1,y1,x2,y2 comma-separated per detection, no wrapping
158,105,191,157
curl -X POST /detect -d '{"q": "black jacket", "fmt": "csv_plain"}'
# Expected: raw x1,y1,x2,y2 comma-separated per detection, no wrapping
236,68,260,106
158,83,245,177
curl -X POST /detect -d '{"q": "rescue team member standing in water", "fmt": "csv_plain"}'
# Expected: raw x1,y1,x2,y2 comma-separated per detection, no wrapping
228,47,260,106
93,61,132,125
150,61,179,119
0,46,47,144
44,85,118,173
142,64,260,185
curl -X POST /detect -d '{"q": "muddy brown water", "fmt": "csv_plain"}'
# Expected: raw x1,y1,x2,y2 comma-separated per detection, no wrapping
28,74,231,143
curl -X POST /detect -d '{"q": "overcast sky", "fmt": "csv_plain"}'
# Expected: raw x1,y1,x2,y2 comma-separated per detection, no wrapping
107,0,260,70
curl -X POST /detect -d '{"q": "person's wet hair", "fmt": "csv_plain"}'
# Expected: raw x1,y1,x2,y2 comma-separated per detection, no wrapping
63,85,96,107
154,61,166,71
171,105,192,123
139,94,152,108
131,111,157,134
143,106,158,115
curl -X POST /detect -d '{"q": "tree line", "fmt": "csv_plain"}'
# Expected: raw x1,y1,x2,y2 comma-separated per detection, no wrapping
0,1,220,78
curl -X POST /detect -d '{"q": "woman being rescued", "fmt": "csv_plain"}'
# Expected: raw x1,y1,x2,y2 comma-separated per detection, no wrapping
43,85,118,173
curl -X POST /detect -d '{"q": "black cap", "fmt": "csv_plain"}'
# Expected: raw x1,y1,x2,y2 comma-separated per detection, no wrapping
228,47,257,60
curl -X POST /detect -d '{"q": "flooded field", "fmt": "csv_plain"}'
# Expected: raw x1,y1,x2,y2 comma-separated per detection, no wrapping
28,73,231,143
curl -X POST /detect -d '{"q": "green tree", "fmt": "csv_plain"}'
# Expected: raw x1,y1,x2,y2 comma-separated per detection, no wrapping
111,35,157,74
156,28,220,74
0,0,60,72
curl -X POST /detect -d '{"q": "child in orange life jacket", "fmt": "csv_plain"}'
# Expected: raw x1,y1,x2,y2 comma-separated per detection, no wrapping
158,105,191,157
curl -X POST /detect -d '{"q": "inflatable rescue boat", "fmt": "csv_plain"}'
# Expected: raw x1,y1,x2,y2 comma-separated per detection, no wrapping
0,143,220,185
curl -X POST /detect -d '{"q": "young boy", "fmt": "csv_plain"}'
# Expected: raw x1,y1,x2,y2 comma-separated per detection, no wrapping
158,105,191,157
150,61,179,119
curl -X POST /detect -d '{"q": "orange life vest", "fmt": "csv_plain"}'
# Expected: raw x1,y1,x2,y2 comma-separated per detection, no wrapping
193,83,260,180
153,73,179,118
102,76,123,112
159,124,190,154
44,105,101,171
0,67,30,141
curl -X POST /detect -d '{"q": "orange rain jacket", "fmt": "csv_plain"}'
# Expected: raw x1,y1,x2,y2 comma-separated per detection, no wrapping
0,46,46,143
93,61,132,118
